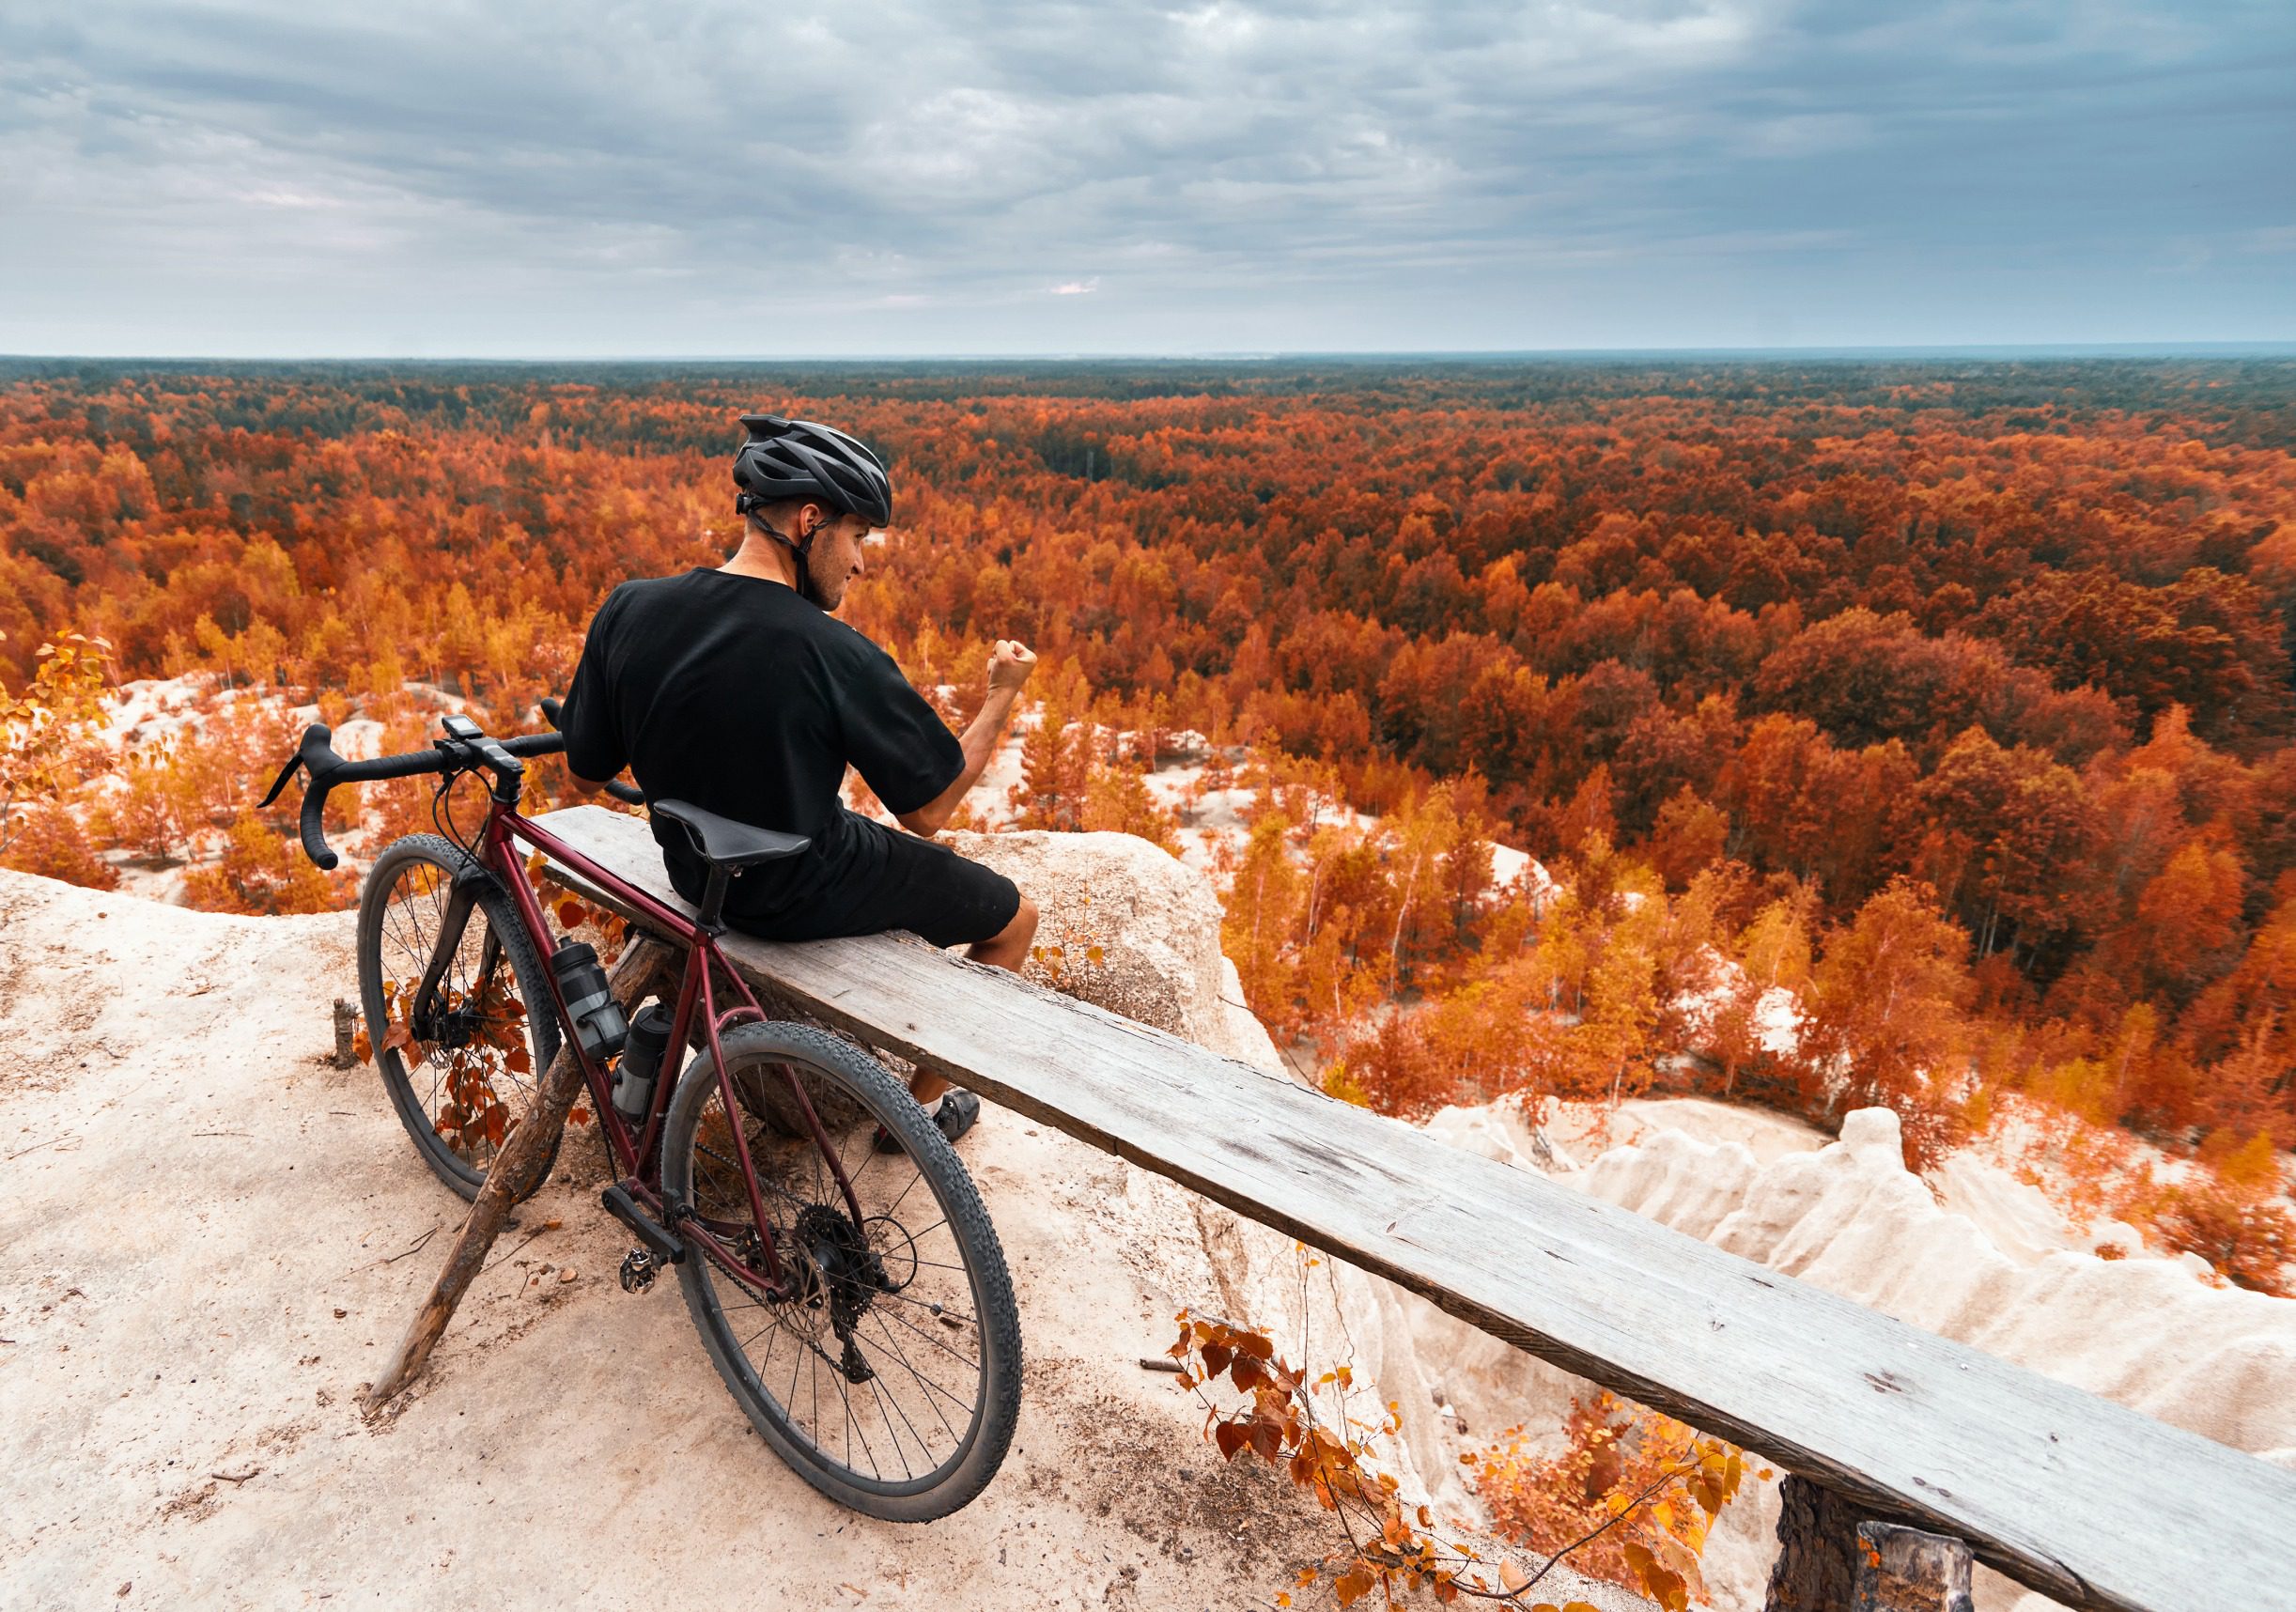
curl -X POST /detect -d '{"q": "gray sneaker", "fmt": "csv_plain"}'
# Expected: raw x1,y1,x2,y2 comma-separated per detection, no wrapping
876,1089,982,1153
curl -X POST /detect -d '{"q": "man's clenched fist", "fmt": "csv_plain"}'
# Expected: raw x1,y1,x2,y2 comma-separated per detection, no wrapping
988,639,1037,693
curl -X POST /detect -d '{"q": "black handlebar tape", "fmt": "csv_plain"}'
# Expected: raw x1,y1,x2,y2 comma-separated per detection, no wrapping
295,723,347,870
539,696,564,729
300,779,340,871
288,722,448,869
500,731,566,759
605,779,645,806
341,748,455,783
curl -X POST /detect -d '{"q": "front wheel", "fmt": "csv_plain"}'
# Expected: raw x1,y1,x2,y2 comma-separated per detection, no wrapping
356,834,564,1201
660,1022,1022,1520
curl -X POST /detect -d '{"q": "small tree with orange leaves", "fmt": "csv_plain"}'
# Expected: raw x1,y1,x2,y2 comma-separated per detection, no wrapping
1798,878,1976,1170
1,630,114,860
1471,1392,1762,1610
182,809,348,915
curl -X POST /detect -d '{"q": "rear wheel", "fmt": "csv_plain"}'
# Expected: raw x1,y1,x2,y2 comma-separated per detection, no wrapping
356,834,564,1201
660,1022,1021,1520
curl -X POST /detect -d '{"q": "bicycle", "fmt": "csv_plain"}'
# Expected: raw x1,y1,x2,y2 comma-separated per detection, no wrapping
259,706,1022,1520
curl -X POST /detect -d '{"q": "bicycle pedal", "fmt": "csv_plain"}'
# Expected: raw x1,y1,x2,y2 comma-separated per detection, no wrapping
618,1248,660,1294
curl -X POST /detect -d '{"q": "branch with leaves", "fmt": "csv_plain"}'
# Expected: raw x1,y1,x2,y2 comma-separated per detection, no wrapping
1169,1276,1758,1611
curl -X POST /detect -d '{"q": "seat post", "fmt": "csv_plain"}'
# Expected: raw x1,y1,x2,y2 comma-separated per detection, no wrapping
696,866,734,935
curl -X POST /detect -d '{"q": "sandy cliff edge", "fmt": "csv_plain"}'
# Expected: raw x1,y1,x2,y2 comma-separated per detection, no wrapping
0,864,1648,1611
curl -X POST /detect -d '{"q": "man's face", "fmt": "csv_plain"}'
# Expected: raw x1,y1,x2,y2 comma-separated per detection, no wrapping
806,510,880,611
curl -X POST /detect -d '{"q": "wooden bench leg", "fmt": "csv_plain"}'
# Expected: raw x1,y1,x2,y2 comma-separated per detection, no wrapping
1855,1522,1974,1612
1764,1475,1863,1611
1764,1477,1977,1612
361,934,675,1414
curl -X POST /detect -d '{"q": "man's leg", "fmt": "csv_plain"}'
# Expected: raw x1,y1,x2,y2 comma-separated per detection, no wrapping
909,894,1038,1107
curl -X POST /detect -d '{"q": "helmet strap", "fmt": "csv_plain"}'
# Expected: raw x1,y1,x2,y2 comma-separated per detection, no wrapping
749,511,825,607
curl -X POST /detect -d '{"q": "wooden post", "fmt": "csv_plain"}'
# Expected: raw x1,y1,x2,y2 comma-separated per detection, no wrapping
361,934,674,1414
332,998,359,1069
1855,1523,1974,1612
1764,1475,1866,1612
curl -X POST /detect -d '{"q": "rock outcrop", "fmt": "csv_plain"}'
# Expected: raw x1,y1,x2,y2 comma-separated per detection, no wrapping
0,856,1344,1612
946,829,1284,1073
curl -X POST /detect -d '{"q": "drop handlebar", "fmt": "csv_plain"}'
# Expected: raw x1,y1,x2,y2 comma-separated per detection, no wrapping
257,703,641,872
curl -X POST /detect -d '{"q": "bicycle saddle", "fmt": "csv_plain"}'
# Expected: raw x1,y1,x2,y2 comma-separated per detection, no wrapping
652,799,811,872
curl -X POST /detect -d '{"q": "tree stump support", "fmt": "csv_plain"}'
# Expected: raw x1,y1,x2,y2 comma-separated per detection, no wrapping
361,933,675,1414
1764,1475,1867,1612
1856,1522,1975,1612
1764,1477,1976,1612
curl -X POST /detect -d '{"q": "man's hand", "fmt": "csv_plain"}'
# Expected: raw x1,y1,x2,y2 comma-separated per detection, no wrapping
988,640,1037,693
901,641,1037,838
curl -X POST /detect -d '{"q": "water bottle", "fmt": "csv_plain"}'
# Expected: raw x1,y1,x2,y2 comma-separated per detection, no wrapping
550,938,628,1062
613,1002,675,1125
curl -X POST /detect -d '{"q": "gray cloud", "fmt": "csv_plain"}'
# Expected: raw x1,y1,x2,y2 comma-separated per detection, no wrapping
0,0,2288,354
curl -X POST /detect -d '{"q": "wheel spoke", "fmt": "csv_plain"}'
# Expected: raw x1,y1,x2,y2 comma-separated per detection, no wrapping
870,1310,975,1424
366,845,552,1189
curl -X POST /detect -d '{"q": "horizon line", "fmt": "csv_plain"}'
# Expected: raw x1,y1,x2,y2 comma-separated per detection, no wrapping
4,341,2295,368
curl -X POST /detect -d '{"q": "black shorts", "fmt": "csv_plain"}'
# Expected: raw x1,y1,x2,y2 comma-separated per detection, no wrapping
729,816,1022,950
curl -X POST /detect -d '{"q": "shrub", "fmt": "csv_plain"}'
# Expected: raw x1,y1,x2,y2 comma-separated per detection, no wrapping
0,799,119,891
1473,1392,1755,1608
2149,1176,2296,1296
182,810,346,915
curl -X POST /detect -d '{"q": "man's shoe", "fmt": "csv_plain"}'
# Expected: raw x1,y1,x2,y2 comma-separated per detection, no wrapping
876,1088,982,1153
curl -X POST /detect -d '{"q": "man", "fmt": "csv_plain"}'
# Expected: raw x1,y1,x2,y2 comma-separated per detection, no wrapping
560,411,1037,1146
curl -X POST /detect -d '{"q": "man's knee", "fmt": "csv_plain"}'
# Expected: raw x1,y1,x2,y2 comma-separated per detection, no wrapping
998,893,1039,948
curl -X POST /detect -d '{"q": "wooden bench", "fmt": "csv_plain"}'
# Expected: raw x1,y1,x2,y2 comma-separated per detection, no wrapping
535,803,2291,1612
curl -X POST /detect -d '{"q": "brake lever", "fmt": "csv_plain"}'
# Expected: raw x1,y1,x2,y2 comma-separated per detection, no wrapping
256,751,303,810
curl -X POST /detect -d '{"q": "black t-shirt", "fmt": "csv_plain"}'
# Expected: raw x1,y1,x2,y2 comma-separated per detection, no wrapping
560,569,964,923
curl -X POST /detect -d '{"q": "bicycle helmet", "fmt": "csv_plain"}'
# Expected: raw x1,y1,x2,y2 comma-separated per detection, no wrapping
731,412,893,529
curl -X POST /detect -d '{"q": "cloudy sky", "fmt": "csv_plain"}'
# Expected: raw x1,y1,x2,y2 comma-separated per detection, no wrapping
1,1,2289,356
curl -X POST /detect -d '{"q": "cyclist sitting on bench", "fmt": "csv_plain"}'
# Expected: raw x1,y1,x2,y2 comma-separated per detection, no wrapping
559,411,1038,1147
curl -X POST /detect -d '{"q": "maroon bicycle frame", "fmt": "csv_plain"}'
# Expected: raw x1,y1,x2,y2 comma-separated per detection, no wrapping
473,796,862,1299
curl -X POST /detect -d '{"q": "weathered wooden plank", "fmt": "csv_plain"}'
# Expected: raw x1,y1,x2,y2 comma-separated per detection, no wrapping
536,804,2295,1612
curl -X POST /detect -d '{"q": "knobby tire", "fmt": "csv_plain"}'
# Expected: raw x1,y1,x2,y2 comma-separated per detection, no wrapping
660,1021,1022,1521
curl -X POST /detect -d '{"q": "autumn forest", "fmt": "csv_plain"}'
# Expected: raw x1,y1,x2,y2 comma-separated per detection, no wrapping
7,356,2296,1284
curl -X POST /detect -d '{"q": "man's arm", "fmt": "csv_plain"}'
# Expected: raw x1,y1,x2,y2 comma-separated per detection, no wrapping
897,640,1035,837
